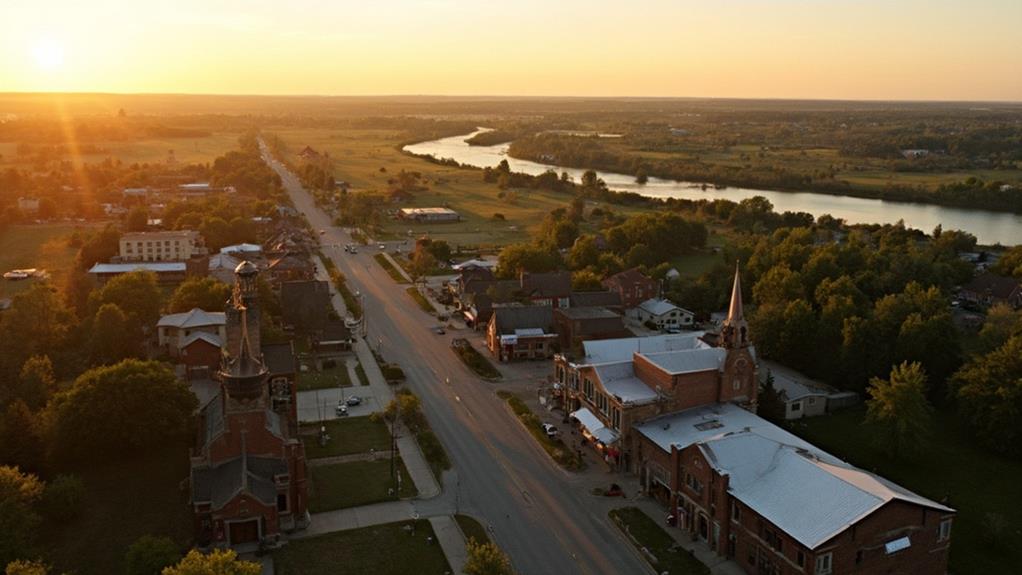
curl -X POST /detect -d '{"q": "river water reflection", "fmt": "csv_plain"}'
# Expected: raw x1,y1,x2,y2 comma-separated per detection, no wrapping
404,130,1022,246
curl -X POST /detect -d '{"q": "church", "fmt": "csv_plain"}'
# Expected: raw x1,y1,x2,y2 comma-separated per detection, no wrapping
189,261,309,547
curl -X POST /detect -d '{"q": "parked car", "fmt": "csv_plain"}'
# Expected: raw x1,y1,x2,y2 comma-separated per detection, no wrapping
335,403,349,416
542,423,559,439
432,326,446,335
378,244,386,250
345,396,361,406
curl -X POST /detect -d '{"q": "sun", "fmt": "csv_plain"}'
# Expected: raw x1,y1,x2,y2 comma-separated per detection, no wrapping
31,36,65,71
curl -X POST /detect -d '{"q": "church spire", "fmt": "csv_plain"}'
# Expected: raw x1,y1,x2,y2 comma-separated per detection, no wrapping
727,261,744,323
722,262,749,348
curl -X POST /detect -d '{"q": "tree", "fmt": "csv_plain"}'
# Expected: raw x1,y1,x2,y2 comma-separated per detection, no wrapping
161,549,261,575
125,535,181,575
865,362,934,457
125,207,149,232
463,538,514,575
90,304,139,365
40,475,84,521
88,271,162,329
168,277,231,314
5,560,53,575
409,250,437,280
0,286,70,378
757,371,785,422
977,303,1022,353
383,391,425,432
0,466,44,566
14,356,56,411
571,270,603,292
495,243,562,278
75,226,120,271
47,360,197,463
568,235,599,270
951,335,1022,457
0,401,45,473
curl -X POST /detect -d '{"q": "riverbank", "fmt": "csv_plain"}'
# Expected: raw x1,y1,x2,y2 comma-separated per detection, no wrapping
403,131,1022,246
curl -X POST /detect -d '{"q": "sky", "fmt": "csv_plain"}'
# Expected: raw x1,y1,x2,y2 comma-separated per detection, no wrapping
2,0,1020,101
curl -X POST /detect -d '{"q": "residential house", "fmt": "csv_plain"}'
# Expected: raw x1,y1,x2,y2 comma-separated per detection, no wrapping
312,320,353,355
520,271,572,308
189,263,309,547
486,306,557,361
603,267,659,310
263,341,300,424
220,243,263,258
766,366,859,420
959,272,1022,309
157,308,227,357
633,298,695,330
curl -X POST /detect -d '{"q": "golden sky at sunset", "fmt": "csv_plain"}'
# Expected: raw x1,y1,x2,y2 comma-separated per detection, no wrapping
2,0,1020,101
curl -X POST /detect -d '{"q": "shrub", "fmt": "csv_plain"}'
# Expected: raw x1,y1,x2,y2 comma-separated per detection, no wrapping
125,535,181,575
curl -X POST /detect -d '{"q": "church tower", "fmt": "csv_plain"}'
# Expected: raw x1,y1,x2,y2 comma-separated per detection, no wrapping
718,263,758,409
221,261,267,407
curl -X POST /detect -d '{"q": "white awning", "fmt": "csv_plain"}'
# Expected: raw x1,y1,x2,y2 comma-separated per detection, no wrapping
570,408,619,445
500,334,518,345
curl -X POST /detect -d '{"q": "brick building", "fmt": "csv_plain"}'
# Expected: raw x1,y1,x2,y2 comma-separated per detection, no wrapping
602,267,660,309
189,262,309,547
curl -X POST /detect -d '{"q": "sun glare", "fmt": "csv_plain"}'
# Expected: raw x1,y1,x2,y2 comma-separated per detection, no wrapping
31,36,65,71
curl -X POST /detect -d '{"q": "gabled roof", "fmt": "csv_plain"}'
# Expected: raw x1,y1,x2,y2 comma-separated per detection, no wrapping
638,298,691,317
181,331,223,349
158,308,226,329
191,454,287,510
262,343,297,377
603,267,655,287
208,253,241,271
491,305,554,334
962,272,1021,299
268,252,313,272
520,271,572,298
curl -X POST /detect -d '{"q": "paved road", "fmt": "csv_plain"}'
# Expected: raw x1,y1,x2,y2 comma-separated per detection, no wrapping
261,144,651,575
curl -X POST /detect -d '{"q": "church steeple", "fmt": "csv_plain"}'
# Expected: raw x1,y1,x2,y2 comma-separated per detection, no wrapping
722,262,749,349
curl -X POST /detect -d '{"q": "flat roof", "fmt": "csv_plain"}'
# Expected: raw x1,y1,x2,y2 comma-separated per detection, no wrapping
89,262,187,274
579,333,710,365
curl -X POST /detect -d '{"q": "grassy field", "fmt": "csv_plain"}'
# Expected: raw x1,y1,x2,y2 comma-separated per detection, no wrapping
374,253,409,283
791,408,1022,573
0,132,241,169
302,416,392,459
274,520,450,575
308,458,416,512
39,443,193,575
0,222,102,300
267,127,654,249
609,507,710,575
298,362,353,391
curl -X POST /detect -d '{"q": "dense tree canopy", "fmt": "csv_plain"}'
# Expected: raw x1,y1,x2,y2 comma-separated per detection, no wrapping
951,335,1022,458
168,277,231,314
865,362,934,457
161,549,261,575
46,360,196,463
0,466,44,567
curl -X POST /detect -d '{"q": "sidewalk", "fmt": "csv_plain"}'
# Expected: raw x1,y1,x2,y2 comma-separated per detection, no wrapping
381,251,414,283
630,497,747,575
430,515,468,574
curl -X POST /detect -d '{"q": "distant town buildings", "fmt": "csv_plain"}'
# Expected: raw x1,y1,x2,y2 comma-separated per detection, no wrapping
120,230,207,262
398,207,460,222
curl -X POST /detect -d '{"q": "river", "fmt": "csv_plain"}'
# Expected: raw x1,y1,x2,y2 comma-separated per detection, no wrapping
404,129,1022,246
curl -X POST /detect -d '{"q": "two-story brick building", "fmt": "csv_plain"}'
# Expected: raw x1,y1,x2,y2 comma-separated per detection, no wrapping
630,403,954,575
603,267,659,310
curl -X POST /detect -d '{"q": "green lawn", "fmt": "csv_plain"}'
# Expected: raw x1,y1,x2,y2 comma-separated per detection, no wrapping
0,223,101,300
406,286,437,314
298,362,353,391
609,507,710,575
455,514,490,545
38,442,193,575
274,520,450,575
308,458,416,512
497,390,583,471
791,408,1022,573
374,253,409,283
302,416,392,459
453,343,502,380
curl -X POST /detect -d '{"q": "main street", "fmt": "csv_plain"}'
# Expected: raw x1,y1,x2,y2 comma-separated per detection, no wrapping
261,145,651,575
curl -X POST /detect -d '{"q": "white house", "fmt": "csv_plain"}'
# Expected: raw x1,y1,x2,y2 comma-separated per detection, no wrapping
157,308,226,356
631,298,694,330
765,363,859,419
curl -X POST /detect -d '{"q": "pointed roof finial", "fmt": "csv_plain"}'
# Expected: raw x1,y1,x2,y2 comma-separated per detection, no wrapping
727,261,744,324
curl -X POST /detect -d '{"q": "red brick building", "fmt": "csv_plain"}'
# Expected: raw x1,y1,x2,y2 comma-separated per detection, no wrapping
602,267,659,309
190,262,309,547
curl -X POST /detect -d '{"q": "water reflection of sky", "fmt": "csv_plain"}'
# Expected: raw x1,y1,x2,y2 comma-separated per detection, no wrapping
405,130,1022,246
